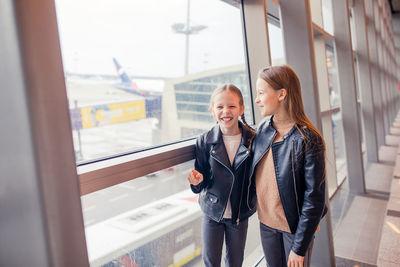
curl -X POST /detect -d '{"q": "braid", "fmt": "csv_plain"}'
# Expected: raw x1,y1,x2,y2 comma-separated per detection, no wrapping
240,114,256,134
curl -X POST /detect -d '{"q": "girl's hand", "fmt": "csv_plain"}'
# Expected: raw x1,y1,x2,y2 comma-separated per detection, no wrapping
288,250,304,267
188,169,203,185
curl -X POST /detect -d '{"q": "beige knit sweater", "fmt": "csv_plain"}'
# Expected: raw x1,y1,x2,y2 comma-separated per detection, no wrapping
256,119,294,233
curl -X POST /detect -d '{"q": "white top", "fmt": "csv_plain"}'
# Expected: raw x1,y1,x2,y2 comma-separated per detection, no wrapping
222,133,242,219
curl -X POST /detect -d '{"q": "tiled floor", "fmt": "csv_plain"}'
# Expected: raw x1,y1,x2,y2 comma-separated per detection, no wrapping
377,175,400,266
378,145,397,165
329,137,396,267
385,135,400,147
333,195,387,266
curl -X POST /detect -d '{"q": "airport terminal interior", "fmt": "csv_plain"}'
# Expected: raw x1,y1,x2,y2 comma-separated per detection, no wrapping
2,0,400,266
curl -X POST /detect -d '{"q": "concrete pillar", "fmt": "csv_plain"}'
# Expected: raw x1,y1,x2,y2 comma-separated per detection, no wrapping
0,0,89,266
353,0,379,163
365,0,385,147
331,0,366,194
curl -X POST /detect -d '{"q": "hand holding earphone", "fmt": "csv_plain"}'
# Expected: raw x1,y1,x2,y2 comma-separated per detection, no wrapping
188,169,203,185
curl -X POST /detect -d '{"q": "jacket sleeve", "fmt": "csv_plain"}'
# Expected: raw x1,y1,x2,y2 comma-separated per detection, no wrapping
291,133,326,256
190,134,211,194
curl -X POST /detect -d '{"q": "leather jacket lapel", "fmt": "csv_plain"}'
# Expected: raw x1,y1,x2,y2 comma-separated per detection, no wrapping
206,124,231,168
252,124,276,164
210,141,231,169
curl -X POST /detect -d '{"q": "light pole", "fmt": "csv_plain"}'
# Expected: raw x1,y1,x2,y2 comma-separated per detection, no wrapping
171,0,207,75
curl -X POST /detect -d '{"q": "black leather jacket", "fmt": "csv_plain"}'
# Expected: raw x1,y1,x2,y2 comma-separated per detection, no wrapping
249,117,327,256
190,122,256,223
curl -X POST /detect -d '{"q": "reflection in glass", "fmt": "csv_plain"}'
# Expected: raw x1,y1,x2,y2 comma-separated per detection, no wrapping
55,0,252,163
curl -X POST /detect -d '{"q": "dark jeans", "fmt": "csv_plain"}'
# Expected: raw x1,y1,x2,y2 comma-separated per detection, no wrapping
202,216,249,267
259,222,314,267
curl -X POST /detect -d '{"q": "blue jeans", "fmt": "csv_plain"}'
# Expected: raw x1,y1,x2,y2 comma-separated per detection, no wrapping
202,216,248,267
259,222,314,267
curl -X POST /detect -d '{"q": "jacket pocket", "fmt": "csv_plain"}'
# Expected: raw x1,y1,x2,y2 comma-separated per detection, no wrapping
205,192,218,204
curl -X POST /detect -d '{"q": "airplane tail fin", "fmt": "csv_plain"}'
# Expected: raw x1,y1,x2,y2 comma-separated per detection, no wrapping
113,58,138,89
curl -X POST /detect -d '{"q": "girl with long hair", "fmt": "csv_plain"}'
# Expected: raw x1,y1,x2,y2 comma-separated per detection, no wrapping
249,65,327,267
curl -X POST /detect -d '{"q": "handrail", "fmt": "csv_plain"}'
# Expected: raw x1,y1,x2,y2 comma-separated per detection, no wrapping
78,140,196,195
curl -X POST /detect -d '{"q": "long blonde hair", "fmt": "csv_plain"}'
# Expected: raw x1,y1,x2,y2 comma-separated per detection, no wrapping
258,65,324,145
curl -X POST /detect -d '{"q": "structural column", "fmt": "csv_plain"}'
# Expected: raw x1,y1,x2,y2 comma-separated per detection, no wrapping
365,0,385,148
279,0,335,266
0,0,89,266
331,0,365,194
376,3,390,135
353,0,379,163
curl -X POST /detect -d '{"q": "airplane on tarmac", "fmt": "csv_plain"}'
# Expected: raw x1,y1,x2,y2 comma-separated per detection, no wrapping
112,57,160,97
112,57,162,122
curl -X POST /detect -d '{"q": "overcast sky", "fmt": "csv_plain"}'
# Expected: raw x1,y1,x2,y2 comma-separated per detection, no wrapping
55,0,284,78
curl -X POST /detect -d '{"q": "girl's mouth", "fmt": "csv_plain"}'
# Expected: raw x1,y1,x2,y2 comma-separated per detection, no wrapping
220,117,233,122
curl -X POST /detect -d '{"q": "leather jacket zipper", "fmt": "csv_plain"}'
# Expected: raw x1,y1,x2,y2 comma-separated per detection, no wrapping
247,131,277,209
210,154,235,222
236,149,250,224
291,141,301,218
236,163,246,224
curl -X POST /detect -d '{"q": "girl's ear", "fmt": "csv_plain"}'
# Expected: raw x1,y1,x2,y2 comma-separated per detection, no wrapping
278,88,287,102
240,105,245,116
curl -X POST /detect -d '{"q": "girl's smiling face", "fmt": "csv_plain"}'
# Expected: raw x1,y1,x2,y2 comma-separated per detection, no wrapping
211,90,244,135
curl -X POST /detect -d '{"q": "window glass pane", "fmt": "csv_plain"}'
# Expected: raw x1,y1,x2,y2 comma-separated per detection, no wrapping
55,0,252,163
321,0,334,35
326,46,347,183
326,47,340,108
83,161,261,266
332,110,347,184
268,23,285,65
353,57,366,149
349,7,357,52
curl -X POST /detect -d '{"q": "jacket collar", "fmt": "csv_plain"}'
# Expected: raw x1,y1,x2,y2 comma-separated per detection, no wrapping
205,121,252,147
268,115,298,140
205,121,252,169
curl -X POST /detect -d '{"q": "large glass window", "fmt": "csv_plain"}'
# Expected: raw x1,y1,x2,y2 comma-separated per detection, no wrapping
268,22,285,65
326,46,347,183
349,7,357,53
56,0,253,163
321,0,334,35
83,161,203,266
82,159,262,266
